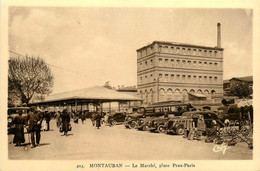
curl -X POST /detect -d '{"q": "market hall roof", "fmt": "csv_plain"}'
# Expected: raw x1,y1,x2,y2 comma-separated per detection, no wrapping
30,86,142,104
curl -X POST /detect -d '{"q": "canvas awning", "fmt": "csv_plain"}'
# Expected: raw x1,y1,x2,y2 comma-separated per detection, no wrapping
188,93,207,98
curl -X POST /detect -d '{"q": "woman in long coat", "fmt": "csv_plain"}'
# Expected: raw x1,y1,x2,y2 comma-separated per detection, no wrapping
95,113,102,129
13,110,26,146
61,109,71,136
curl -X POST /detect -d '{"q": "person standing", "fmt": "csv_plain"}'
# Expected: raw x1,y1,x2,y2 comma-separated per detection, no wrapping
44,111,51,131
81,111,86,124
61,109,71,136
13,110,26,146
54,111,61,127
27,107,43,148
95,113,102,129
196,115,206,141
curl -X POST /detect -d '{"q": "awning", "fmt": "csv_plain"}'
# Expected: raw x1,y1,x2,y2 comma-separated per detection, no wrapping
188,93,207,98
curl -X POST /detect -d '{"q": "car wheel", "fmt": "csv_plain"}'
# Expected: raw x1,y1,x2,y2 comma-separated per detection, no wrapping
176,126,184,135
112,120,117,126
143,125,150,131
157,125,166,133
129,121,137,129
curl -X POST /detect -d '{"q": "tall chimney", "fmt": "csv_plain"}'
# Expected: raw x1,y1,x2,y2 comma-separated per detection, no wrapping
217,23,221,48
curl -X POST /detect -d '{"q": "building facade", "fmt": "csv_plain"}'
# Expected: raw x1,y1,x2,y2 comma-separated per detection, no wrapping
137,24,224,104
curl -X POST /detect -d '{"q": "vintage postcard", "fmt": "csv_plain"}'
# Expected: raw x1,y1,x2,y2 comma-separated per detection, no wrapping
1,0,260,171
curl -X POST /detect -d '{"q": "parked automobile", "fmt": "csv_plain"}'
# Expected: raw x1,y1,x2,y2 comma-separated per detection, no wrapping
108,112,127,126
162,116,186,135
124,113,144,129
8,107,29,134
136,117,156,131
148,115,176,133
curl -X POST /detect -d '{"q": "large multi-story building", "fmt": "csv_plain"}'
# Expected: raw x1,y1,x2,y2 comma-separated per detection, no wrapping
137,23,224,104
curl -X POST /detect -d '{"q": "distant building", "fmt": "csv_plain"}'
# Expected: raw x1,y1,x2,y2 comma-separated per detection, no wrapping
223,76,253,96
117,86,138,97
137,23,224,104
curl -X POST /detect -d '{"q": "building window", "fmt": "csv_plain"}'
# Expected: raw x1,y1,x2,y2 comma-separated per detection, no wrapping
204,50,207,56
209,51,212,57
199,61,202,68
188,75,191,82
170,47,174,53
159,58,163,66
150,59,153,67
214,76,218,82
165,59,169,66
182,75,186,82
187,61,191,68
193,61,197,68
187,48,191,55
177,60,180,66
204,76,207,83
214,51,218,57
151,46,154,53
182,48,186,55
193,75,197,83
182,60,186,68
159,73,163,80
199,76,202,81
177,75,180,81
193,49,197,55
150,74,153,81
198,49,202,56
145,75,147,82
140,77,143,83
170,59,174,67
171,74,174,81
165,74,169,81
140,63,142,70
145,61,147,68
209,76,212,83
176,47,180,54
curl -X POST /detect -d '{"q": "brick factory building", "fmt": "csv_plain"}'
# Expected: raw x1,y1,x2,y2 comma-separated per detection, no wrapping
137,23,224,104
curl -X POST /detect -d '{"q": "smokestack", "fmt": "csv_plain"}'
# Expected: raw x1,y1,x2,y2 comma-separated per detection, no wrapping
217,23,221,48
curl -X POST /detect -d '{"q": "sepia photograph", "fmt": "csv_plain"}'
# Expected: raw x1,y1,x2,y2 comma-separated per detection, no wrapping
1,1,260,171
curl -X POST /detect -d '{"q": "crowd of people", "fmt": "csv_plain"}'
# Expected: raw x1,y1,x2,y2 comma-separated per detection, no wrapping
12,106,105,148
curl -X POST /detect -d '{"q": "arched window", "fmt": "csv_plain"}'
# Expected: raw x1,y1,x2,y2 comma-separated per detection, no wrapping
182,89,188,101
159,88,166,102
211,90,216,98
173,89,181,101
166,88,173,101
197,89,202,94
204,90,210,100
189,89,195,93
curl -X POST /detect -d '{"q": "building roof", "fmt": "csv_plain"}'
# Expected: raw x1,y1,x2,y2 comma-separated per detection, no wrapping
117,86,137,92
136,40,224,52
30,86,142,104
231,76,253,82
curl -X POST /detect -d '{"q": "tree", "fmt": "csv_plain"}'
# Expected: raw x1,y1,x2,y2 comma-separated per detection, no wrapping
229,81,253,98
8,56,54,105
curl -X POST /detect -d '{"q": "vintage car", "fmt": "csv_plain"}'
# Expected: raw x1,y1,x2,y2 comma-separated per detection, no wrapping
136,117,157,131
124,113,144,129
107,112,127,125
148,115,177,133
8,107,29,134
161,116,186,135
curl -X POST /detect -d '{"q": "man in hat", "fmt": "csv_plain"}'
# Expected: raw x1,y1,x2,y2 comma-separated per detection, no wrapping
27,106,43,148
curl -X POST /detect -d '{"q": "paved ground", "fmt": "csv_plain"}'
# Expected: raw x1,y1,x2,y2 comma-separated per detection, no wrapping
8,119,252,160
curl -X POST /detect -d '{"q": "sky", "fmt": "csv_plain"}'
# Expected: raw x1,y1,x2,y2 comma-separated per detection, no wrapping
8,7,253,94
